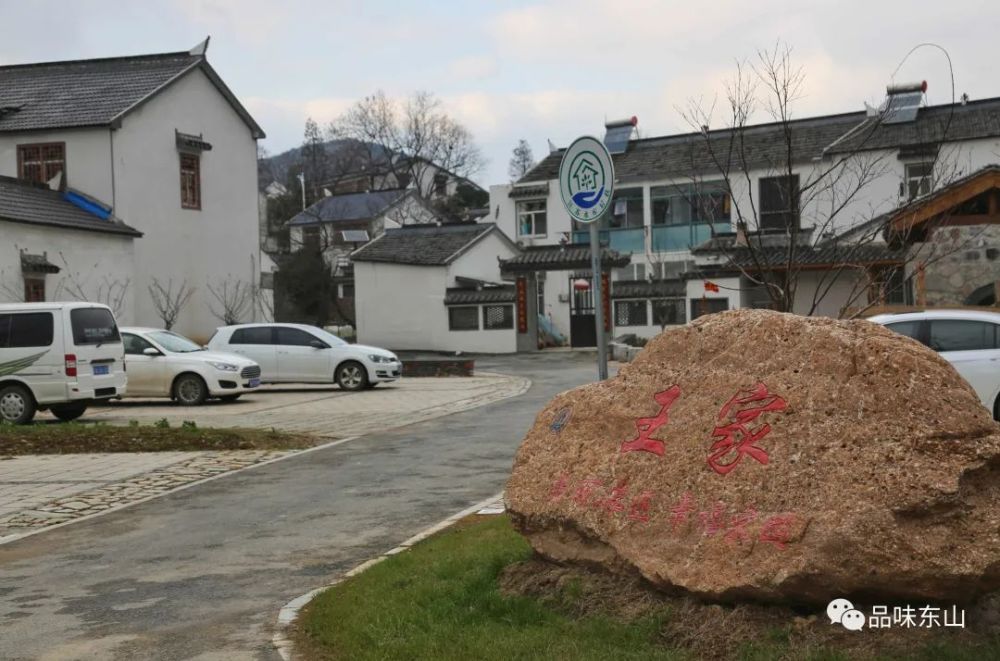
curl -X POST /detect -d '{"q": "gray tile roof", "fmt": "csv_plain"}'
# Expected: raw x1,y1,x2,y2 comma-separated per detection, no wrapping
351,223,496,265
0,50,264,138
287,189,410,226
0,176,141,237
519,97,1000,184
519,112,867,183
499,244,631,273
444,286,516,305
825,98,1000,154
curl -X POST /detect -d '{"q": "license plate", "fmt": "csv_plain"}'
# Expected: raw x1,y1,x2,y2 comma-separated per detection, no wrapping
93,365,109,376
248,378,260,388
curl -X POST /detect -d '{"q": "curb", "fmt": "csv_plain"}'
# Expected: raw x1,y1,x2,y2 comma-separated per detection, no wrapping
271,491,506,661
0,374,529,548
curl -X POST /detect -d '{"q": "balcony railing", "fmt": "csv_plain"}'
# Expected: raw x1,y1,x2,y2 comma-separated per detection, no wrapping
571,223,731,253
571,227,645,254
651,223,731,252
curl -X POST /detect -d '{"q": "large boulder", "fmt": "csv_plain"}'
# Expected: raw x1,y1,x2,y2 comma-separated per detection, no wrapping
506,309,1000,605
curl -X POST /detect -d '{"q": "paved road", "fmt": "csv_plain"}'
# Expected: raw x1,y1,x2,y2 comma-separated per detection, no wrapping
0,353,600,661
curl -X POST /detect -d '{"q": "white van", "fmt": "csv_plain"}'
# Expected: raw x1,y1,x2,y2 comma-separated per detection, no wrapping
0,302,127,424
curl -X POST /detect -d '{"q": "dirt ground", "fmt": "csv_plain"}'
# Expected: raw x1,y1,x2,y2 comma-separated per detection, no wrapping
499,558,999,660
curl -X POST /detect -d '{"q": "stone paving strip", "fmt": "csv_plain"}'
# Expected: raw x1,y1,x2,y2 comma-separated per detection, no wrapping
0,451,290,538
0,373,530,543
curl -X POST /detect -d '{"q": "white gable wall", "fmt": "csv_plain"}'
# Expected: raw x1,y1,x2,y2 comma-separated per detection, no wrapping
113,67,261,341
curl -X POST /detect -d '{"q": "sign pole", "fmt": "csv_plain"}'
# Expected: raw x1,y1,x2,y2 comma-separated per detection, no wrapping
557,135,615,383
590,221,608,380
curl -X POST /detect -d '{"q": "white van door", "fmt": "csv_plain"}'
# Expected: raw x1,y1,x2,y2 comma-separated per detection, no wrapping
66,306,126,400
0,310,63,403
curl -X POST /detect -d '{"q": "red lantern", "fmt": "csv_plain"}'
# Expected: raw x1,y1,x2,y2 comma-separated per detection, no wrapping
573,278,590,291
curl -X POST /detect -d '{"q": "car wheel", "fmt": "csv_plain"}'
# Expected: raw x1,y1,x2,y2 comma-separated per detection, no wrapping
219,394,241,402
0,384,36,425
50,402,88,422
173,374,208,406
336,361,368,392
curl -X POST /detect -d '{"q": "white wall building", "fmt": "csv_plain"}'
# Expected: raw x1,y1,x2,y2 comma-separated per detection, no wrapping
353,224,520,353
0,40,266,341
489,93,1000,346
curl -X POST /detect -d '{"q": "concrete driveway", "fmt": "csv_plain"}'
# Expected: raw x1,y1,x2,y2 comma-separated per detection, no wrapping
1,373,528,542
78,373,529,437
0,352,600,660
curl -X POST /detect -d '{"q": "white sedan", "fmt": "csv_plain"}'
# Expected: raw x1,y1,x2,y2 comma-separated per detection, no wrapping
120,327,261,405
869,310,1000,420
206,323,401,391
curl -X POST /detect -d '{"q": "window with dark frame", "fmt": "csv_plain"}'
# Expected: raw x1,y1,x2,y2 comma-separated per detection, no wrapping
516,200,547,237
905,162,934,200
651,298,685,326
180,152,201,209
18,143,65,185
759,175,800,231
23,278,45,303
448,306,479,331
610,187,644,229
483,304,514,330
614,300,648,326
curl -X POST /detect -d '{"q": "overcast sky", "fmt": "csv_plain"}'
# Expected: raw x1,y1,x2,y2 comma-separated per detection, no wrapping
0,1,994,186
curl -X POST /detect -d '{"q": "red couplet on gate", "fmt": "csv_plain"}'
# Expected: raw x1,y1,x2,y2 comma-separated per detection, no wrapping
601,272,611,332
516,277,528,334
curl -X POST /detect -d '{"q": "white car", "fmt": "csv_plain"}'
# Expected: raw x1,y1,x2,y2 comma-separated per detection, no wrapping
120,327,261,405
869,310,1000,419
206,323,401,391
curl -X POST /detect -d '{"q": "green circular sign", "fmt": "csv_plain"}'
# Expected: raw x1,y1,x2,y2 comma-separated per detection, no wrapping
558,136,615,224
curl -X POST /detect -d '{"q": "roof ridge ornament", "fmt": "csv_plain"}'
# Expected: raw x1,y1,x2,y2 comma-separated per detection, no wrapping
189,36,210,57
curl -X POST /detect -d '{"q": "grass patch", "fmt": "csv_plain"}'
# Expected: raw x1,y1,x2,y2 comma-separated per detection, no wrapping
297,515,677,661
0,421,321,454
295,515,1000,661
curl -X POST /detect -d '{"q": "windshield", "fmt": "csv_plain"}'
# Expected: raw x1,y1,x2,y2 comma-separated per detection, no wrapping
313,328,349,347
148,330,205,353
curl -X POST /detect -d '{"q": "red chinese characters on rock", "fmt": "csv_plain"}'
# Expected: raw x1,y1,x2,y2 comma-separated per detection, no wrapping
620,385,682,456
707,382,787,475
545,475,797,550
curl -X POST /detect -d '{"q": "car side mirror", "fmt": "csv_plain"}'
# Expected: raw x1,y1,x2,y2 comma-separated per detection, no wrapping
143,347,161,356
309,340,327,349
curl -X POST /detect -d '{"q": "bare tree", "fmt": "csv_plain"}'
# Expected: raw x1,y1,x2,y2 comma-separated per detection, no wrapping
329,91,484,200
207,278,252,326
509,139,535,181
676,42,963,317
148,278,195,330
0,267,23,302
54,252,130,318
